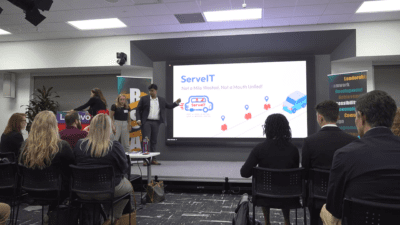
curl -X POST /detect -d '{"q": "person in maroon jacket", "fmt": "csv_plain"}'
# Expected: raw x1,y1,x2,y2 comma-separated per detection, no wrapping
59,111,88,149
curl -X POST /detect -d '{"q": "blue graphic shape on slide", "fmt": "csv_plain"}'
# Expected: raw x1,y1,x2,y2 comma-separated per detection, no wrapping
221,115,225,121
283,91,307,114
265,96,269,102
245,105,249,110
185,96,214,113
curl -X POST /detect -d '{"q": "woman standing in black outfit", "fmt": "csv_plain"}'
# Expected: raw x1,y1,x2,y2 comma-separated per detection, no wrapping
110,94,131,152
1,113,27,160
73,88,107,118
240,113,299,225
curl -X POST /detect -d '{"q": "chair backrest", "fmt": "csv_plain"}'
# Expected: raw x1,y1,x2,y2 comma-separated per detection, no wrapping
252,167,305,198
126,154,132,180
69,165,115,197
310,168,330,200
343,198,400,225
0,152,16,163
0,162,17,189
19,164,62,192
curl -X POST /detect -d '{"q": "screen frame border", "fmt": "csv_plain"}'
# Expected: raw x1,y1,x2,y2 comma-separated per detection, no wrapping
165,55,316,147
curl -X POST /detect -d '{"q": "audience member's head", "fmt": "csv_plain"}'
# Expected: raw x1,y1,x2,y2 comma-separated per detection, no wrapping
263,113,292,148
315,100,339,127
392,107,400,137
82,113,112,157
65,111,82,130
21,111,60,169
91,88,107,107
116,94,129,109
3,113,26,135
355,90,397,137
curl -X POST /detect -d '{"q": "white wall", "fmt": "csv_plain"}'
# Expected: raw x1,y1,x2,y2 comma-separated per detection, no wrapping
1,20,400,71
0,72,31,139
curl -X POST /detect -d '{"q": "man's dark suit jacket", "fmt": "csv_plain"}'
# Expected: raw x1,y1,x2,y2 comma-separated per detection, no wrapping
326,127,400,219
302,126,358,171
136,95,178,126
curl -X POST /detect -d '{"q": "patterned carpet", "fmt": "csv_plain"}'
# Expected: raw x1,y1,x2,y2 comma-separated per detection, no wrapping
12,192,309,225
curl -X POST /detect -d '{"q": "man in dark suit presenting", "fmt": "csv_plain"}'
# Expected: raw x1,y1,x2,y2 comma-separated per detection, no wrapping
302,100,357,225
322,90,400,221
136,84,181,165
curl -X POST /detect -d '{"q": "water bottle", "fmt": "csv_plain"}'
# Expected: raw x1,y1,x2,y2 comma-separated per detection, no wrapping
142,136,149,154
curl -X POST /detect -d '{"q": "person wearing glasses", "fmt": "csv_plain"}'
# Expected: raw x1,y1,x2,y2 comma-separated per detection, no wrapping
240,113,299,225
1,113,27,160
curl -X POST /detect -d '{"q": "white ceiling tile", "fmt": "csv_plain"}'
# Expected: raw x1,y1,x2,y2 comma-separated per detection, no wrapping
290,16,320,25
165,1,201,14
119,17,153,27
36,22,77,32
329,0,365,3
106,6,143,17
199,0,232,12
0,0,25,15
230,0,264,9
180,23,210,31
208,21,237,30
66,0,133,9
264,0,297,8
262,18,291,27
264,7,295,19
0,14,29,26
134,4,172,16
48,1,74,11
163,0,196,2
234,20,263,29
76,8,117,20
0,24,38,34
42,10,85,23
323,3,362,15
317,14,352,24
296,0,330,6
293,5,327,17
110,27,138,35
146,15,180,25
133,24,183,34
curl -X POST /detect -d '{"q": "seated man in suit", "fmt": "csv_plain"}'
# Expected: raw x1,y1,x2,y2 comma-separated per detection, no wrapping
302,100,357,225
322,90,400,221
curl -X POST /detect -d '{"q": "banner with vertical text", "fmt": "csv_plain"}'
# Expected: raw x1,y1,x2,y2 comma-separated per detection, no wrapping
328,71,367,137
117,76,152,152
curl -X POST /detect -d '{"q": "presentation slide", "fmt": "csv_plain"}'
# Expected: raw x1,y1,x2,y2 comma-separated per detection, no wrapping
173,61,308,138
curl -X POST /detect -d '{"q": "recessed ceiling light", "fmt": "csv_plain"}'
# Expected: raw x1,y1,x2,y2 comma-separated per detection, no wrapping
356,0,400,13
67,18,127,30
203,8,262,22
0,29,11,35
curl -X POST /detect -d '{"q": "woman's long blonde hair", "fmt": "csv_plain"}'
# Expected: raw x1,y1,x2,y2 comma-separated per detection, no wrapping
21,111,60,169
392,107,400,137
115,94,129,109
81,114,113,157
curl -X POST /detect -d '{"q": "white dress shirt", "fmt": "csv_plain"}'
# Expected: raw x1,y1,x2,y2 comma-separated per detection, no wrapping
321,124,338,129
147,96,160,120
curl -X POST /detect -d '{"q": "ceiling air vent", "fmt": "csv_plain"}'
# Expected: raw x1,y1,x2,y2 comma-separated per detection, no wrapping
175,13,205,24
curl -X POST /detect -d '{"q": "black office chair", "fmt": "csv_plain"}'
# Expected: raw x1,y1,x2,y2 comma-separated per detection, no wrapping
309,168,330,202
19,164,63,225
126,154,143,199
0,162,19,225
342,198,400,225
69,165,132,225
0,152,16,163
252,167,307,225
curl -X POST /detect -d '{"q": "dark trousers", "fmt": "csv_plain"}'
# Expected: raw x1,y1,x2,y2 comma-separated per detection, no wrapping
309,203,323,225
142,120,160,159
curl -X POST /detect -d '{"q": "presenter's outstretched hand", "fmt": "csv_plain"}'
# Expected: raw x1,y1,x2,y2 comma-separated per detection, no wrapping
176,98,181,104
